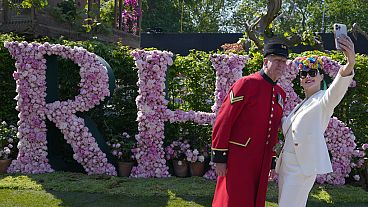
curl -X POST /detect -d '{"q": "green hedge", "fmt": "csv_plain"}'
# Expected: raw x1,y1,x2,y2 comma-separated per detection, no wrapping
0,34,24,124
0,33,367,152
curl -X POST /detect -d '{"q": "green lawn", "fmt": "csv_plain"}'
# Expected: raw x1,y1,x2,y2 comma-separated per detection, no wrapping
0,172,367,207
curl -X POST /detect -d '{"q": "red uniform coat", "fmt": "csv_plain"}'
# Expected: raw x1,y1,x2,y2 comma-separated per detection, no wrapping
211,70,286,207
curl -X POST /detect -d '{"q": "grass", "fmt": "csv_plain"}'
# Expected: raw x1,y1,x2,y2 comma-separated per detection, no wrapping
0,172,367,207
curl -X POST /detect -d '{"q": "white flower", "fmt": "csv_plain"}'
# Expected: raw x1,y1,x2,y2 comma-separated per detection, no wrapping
198,155,205,162
4,147,11,154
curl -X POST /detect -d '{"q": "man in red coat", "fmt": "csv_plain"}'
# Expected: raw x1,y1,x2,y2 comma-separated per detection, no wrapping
211,41,288,207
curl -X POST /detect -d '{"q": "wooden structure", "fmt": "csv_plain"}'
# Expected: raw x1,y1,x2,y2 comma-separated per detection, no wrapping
0,0,34,32
0,0,141,48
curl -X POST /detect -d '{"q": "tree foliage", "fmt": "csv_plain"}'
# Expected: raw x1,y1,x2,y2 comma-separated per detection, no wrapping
7,0,48,9
228,0,368,35
140,0,181,32
141,0,225,33
322,0,368,32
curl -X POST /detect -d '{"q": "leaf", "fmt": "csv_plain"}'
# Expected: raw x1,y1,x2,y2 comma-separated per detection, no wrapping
20,0,32,8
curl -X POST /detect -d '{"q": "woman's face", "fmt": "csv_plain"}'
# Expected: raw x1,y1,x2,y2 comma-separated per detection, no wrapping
300,69,323,91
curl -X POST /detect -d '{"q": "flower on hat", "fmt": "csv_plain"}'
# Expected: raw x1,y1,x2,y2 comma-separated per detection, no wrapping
296,55,323,71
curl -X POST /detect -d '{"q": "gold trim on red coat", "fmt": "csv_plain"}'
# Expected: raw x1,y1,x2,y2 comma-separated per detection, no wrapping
230,90,244,104
211,148,228,151
229,138,251,148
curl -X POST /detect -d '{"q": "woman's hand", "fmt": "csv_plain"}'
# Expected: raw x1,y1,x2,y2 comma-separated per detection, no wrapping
337,35,355,76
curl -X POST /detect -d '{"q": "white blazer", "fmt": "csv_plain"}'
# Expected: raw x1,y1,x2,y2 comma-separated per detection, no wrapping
276,72,354,176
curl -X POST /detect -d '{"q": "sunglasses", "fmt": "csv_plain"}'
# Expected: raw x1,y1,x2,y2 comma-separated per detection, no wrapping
299,70,318,79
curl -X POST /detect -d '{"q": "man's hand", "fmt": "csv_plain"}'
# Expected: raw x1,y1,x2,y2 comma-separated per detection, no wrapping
215,163,227,177
268,169,277,181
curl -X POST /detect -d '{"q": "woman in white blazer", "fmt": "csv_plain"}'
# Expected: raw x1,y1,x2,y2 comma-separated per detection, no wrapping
276,35,356,207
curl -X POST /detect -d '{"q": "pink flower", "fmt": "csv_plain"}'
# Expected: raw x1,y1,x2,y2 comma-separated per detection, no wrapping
5,41,116,176
130,50,248,178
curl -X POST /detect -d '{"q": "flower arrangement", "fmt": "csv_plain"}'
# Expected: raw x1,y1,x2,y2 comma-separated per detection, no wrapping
165,138,207,163
121,0,141,34
4,41,116,175
107,132,136,162
295,55,323,71
221,43,245,53
0,121,18,160
165,139,190,161
131,50,248,178
185,148,206,163
210,53,249,113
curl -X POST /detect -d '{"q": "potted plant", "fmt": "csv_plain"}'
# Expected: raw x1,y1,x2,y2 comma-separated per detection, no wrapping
182,123,211,177
0,121,18,173
106,132,136,177
185,147,207,176
165,139,190,177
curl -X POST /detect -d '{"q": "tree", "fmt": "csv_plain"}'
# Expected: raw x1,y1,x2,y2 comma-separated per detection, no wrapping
179,0,225,32
141,0,225,33
223,0,327,50
226,0,368,49
16,0,48,9
140,0,181,32
321,0,368,32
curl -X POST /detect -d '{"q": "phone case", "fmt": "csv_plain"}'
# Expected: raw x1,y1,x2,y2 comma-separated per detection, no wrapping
334,23,347,50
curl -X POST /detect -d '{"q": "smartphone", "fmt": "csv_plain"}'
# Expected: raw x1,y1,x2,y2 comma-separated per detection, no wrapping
333,23,347,50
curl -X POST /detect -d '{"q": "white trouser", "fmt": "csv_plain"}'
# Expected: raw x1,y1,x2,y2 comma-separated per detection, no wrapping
278,151,317,207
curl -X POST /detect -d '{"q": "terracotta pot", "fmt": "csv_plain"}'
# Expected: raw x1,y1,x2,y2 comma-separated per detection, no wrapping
117,161,135,177
0,159,12,173
172,160,189,177
189,161,205,176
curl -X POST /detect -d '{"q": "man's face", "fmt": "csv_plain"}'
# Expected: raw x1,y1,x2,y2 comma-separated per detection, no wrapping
265,55,288,80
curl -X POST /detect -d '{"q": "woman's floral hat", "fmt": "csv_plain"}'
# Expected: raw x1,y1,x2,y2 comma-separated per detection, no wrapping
296,55,323,71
